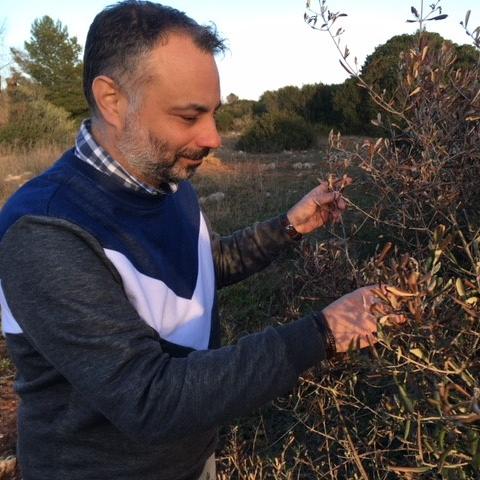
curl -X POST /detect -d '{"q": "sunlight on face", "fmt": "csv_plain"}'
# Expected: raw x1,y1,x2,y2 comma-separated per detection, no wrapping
115,34,221,188
117,112,210,186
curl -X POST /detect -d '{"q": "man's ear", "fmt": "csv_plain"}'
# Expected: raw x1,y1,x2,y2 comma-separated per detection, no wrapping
91,76,128,130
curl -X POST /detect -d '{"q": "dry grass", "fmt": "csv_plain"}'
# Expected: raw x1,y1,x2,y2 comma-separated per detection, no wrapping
0,120,478,478
1,14,479,480
0,136,389,479
195,36,480,479
0,94,8,128
0,137,353,479
0,143,67,205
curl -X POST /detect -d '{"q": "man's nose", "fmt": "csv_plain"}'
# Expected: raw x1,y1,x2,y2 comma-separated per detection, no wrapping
197,117,222,150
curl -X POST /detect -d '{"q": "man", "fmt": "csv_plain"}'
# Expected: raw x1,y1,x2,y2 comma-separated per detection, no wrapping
0,2,384,479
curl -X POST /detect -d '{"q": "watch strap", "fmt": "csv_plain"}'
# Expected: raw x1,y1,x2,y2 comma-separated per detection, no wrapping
312,311,337,358
279,213,302,241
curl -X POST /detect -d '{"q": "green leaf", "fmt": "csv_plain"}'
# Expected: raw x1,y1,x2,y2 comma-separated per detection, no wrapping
403,419,411,440
472,451,480,471
430,14,448,21
394,378,415,414
465,10,471,28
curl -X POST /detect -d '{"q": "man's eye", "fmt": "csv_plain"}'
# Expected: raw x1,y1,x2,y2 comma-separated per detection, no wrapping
181,116,198,123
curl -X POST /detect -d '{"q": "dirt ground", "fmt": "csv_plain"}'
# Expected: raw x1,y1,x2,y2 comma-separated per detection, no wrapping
0,339,19,480
0,135,366,480
0,378,16,457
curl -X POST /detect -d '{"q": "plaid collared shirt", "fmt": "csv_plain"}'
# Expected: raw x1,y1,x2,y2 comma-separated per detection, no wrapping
75,119,176,195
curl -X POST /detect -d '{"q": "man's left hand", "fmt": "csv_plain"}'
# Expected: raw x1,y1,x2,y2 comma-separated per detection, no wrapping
286,178,351,235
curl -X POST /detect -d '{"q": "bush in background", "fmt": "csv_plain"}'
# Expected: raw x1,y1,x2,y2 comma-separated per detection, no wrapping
291,2,480,476
255,82,371,135
215,109,235,133
0,92,8,128
0,82,75,147
10,15,88,121
359,37,480,246
236,112,315,153
216,98,255,133
229,32,477,145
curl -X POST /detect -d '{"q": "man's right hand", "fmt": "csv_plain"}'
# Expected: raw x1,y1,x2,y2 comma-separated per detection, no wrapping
322,285,402,352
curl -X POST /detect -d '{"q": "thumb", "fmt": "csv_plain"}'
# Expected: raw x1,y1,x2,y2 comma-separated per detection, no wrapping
312,189,337,207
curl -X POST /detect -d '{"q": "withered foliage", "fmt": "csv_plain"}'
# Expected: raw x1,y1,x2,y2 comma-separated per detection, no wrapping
360,36,480,247
286,27,480,479
217,17,480,476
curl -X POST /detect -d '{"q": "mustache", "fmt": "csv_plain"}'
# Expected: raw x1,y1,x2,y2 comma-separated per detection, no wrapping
176,148,210,161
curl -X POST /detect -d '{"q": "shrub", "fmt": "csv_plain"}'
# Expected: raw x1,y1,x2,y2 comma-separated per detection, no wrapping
0,84,75,146
0,92,8,127
356,37,480,246
299,2,480,475
215,109,235,132
236,113,315,153
216,99,255,133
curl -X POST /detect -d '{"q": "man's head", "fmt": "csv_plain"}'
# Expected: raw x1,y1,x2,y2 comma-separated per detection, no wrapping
83,1,226,187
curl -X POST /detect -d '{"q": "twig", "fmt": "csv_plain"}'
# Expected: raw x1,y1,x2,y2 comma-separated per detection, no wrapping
333,396,370,480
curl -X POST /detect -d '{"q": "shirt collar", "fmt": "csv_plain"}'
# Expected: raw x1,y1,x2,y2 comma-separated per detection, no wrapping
75,119,177,195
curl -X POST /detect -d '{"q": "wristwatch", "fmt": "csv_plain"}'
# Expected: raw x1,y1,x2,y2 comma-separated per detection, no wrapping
312,311,337,358
280,213,302,241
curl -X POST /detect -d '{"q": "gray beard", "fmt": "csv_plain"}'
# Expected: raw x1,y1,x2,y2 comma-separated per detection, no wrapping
117,120,209,187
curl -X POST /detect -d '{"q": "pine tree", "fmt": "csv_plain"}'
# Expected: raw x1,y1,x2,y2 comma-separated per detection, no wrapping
11,16,88,120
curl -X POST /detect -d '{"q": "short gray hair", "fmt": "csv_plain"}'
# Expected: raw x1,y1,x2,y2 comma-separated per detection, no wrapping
83,1,226,117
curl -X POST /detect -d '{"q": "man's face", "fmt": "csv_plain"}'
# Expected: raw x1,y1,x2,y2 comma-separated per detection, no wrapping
116,34,222,187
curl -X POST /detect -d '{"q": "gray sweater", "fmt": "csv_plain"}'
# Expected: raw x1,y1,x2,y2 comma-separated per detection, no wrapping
0,150,329,480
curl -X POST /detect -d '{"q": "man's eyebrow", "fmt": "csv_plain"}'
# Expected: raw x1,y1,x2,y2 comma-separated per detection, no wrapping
172,102,223,113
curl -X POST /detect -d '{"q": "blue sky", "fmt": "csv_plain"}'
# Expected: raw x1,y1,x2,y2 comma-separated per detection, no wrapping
0,1,477,100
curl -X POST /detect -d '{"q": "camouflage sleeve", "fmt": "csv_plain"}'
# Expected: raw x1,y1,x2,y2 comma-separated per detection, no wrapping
206,214,298,288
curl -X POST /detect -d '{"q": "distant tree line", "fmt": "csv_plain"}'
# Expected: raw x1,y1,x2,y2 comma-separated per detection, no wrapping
0,15,477,149
0,16,85,145
220,32,477,152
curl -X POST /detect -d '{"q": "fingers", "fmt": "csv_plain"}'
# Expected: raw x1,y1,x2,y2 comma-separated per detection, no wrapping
325,284,409,353
364,332,378,348
331,210,342,223
378,313,407,326
335,195,346,210
346,333,378,351
361,284,408,329
341,176,353,188
317,175,353,196
316,181,330,194
326,174,353,192
315,184,347,205
313,192,347,225
365,284,409,327
312,177,351,228
312,187,336,207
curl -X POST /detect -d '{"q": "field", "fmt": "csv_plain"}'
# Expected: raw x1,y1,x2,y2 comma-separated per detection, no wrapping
0,144,71,479
1,133,479,479
1,10,479,475
0,136,379,479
